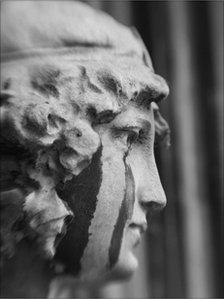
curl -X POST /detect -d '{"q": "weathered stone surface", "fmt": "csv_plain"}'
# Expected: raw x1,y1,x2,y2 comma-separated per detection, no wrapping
0,1,170,297
0,57,168,261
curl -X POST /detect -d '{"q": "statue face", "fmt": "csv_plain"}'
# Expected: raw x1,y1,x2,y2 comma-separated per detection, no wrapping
55,103,167,282
1,56,169,283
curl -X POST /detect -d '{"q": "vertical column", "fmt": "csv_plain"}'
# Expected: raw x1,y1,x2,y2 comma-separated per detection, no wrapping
167,2,214,297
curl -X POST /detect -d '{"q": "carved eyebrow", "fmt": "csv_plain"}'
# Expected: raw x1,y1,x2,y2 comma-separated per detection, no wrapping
113,118,151,131
133,76,169,108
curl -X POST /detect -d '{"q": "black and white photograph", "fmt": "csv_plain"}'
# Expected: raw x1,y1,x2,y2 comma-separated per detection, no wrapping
0,1,223,298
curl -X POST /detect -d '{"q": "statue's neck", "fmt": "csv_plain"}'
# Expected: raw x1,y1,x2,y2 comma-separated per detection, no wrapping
1,240,53,298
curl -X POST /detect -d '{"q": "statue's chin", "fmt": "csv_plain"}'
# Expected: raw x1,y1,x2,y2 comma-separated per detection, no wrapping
48,253,138,297
74,251,138,286
106,251,139,282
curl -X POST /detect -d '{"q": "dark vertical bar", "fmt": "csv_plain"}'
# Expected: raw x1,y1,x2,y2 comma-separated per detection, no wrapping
167,2,215,297
55,146,102,275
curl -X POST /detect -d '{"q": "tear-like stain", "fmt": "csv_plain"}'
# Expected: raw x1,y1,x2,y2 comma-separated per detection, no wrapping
108,155,135,269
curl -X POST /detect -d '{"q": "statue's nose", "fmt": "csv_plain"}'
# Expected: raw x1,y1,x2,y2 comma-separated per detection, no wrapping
136,166,167,212
137,184,167,212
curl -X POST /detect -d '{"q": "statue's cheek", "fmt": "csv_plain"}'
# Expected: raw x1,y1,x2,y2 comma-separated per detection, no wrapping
78,140,127,280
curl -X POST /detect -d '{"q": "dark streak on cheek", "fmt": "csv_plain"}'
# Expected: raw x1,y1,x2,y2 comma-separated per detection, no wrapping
108,155,135,269
125,164,136,220
54,146,102,276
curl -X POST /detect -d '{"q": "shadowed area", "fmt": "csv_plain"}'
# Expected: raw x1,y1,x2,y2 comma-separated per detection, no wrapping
55,146,103,275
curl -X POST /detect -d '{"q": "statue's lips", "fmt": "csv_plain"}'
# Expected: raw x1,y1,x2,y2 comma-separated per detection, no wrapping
128,223,147,248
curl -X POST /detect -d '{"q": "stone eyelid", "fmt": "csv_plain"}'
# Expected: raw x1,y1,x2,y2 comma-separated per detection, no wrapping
112,125,148,147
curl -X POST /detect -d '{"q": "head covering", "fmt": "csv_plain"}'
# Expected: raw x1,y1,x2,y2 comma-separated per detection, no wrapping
1,1,152,67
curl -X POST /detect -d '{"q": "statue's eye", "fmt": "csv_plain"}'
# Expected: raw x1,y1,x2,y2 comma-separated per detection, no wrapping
127,131,139,147
112,126,146,148
127,129,147,147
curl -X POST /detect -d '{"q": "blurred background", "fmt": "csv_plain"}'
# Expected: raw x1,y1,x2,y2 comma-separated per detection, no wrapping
85,1,223,298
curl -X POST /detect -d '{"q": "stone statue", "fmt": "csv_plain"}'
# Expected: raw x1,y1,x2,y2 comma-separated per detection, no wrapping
0,1,170,297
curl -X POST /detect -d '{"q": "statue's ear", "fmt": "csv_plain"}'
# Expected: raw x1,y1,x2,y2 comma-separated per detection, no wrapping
152,102,171,148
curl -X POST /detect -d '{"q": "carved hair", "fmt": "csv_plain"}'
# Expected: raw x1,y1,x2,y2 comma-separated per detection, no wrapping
0,1,170,267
